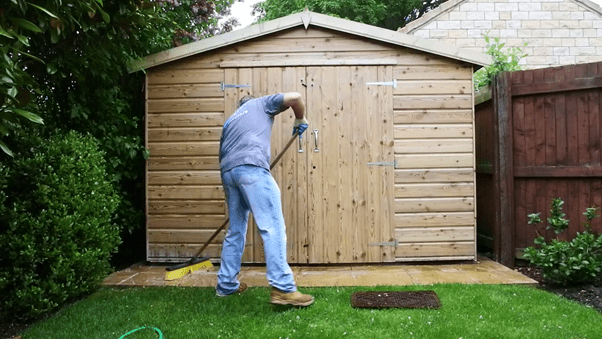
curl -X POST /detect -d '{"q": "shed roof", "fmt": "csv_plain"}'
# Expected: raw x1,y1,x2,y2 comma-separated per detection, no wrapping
400,0,602,34
130,10,491,72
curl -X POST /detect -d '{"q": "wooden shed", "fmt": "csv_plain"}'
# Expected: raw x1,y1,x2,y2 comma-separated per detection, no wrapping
131,10,492,264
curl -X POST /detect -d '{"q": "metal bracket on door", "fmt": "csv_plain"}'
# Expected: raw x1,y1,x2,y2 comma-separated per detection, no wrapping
312,129,319,153
369,239,399,247
220,82,251,91
367,160,397,168
366,79,397,88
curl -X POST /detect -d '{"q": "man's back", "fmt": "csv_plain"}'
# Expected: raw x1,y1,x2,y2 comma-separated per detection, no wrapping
219,94,285,174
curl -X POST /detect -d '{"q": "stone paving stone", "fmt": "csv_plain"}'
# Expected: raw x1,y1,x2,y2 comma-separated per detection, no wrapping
103,257,538,287
351,268,415,286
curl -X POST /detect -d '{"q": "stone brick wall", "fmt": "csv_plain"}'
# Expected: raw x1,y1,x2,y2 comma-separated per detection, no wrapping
400,0,602,69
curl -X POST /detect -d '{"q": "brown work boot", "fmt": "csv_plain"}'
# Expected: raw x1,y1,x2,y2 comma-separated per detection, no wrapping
216,282,248,297
270,288,314,306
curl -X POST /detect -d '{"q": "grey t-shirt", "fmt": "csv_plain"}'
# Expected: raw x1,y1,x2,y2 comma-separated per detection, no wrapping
219,94,286,174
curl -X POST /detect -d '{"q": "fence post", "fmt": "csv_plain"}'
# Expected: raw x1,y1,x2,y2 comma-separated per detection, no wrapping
492,72,515,267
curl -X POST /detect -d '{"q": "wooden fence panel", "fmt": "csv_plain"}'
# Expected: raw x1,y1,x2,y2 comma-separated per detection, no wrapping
475,61,602,267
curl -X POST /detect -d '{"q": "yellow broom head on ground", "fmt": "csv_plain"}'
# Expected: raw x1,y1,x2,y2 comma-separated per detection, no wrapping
164,257,213,281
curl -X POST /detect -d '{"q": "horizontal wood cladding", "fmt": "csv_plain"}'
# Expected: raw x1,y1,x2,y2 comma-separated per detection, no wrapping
156,50,457,71
148,128,222,142
396,227,475,242
148,215,226,229
394,95,472,110
394,124,472,139
148,229,225,244
394,139,472,154
395,183,474,198
147,69,224,85
220,37,394,55
395,212,475,227
148,244,222,261
395,154,474,168
395,242,474,257
148,113,224,128
148,84,223,99
395,197,474,213
148,185,224,200
394,169,474,183
394,80,472,95
147,98,224,113
394,65,472,80
148,171,222,185
147,142,219,157
147,156,219,171
394,110,472,124
148,200,225,215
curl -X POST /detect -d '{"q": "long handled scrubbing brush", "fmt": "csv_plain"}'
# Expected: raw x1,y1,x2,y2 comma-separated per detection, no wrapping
165,132,301,281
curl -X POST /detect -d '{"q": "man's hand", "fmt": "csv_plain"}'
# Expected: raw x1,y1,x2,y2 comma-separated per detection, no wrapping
293,117,309,136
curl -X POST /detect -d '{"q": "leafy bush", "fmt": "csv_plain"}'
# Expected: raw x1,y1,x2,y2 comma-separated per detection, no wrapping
473,33,528,91
0,130,121,319
523,198,602,285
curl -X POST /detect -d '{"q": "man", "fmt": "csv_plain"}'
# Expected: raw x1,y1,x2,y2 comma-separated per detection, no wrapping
216,92,314,306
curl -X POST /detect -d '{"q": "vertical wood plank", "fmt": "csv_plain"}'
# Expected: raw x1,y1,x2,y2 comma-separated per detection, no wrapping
322,66,339,263
577,92,590,166
297,68,310,263
224,69,238,121
281,67,299,263
555,91,568,166
493,72,515,267
366,65,380,262
589,91,600,166
381,65,396,262
307,67,324,263
338,66,354,263
145,73,150,261
352,66,365,262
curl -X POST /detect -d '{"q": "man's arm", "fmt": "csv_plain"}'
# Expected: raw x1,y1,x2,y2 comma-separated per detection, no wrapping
282,92,309,136
282,92,305,119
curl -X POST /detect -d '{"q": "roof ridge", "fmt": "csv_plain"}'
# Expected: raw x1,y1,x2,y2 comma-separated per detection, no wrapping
130,10,491,72
571,0,602,17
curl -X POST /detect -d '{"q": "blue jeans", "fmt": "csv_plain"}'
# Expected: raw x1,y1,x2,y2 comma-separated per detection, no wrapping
216,165,296,295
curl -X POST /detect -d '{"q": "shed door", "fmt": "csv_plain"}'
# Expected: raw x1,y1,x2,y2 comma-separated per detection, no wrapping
304,66,395,263
224,66,394,264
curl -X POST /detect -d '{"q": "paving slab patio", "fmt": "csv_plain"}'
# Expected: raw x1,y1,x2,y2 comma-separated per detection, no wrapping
104,256,537,288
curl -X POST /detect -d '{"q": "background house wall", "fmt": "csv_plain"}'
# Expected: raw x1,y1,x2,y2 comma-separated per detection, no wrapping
400,0,602,69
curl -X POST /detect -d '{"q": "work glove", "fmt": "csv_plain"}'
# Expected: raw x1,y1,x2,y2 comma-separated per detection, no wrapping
293,117,309,136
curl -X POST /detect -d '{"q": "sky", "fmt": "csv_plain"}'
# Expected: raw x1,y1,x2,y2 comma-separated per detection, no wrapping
224,0,602,31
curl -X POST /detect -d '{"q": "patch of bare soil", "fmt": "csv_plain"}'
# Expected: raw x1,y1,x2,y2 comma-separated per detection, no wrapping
516,266,602,314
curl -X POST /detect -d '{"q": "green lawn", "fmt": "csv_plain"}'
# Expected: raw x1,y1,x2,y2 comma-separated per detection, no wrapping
21,284,601,339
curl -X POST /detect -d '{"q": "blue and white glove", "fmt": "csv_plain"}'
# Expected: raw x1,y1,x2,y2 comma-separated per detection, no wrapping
293,117,309,136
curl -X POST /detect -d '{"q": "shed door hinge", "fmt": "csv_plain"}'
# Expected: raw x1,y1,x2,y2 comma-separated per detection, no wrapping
366,79,397,88
221,82,251,91
369,239,399,247
367,160,397,167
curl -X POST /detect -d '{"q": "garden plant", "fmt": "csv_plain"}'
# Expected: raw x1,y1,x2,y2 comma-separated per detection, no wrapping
523,198,602,285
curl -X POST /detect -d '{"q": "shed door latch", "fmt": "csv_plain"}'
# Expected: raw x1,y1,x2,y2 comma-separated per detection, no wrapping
221,82,251,91
369,239,399,247
366,79,397,88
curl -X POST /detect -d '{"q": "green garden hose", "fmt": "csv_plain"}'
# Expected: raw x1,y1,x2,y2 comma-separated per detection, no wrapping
119,326,163,339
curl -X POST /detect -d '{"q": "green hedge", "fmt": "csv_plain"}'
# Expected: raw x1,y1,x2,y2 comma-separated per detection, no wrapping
0,131,121,319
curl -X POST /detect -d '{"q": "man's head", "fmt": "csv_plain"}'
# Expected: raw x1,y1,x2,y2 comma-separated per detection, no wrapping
238,95,255,108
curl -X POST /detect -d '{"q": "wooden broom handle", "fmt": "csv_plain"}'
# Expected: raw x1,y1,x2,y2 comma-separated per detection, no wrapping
192,132,301,259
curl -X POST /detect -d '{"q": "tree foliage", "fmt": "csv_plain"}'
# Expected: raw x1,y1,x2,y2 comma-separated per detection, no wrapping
252,0,448,30
0,0,236,157
1,0,237,263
